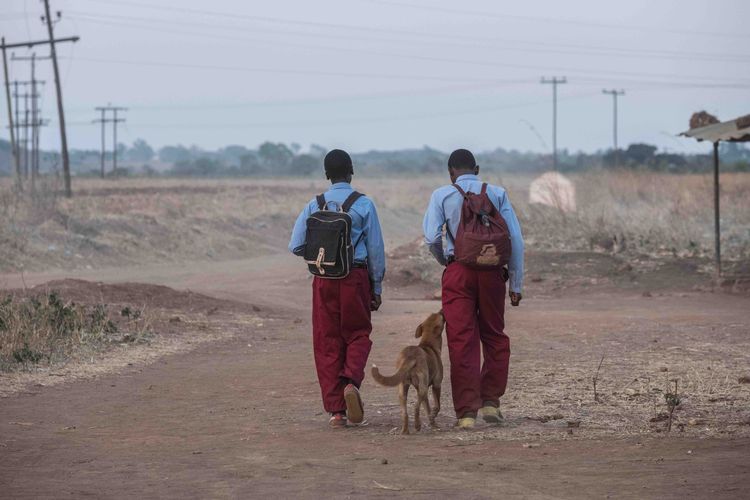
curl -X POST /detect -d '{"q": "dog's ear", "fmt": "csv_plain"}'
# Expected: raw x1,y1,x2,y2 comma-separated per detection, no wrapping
415,324,423,338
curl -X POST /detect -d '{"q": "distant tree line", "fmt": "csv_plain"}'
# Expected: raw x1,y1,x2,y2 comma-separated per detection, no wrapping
0,138,748,178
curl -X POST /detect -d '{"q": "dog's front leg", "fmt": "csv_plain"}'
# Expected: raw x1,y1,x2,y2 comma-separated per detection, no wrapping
431,385,441,424
414,388,427,432
399,384,409,435
421,389,434,429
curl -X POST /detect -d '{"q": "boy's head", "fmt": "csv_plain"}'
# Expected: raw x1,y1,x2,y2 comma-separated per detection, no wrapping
324,149,354,183
448,148,479,183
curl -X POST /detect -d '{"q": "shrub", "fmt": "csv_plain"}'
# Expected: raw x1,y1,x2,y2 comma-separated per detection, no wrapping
0,291,130,371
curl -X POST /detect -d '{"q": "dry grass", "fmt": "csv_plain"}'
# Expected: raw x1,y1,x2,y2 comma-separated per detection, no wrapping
1,171,748,273
505,171,750,261
0,290,153,372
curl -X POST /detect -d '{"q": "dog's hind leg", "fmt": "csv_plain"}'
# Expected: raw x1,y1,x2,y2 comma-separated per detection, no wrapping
399,384,410,435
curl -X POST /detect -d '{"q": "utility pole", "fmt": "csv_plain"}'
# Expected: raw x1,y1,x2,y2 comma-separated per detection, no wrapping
1,16,79,196
11,81,34,184
112,107,126,172
11,80,44,185
1,37,21,191
13,52,51,191
43,0,74,197
93,105,127,177
13,81,21,172
93,108,107,178
540,76,567,170
602,89,625,167
23,89,29,178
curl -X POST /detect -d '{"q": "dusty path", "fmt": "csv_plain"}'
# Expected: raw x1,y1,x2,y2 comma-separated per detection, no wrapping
1,256,749,498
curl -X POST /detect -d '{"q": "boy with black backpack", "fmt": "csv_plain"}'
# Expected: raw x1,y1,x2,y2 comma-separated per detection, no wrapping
422,149,524,429
289,149,385,428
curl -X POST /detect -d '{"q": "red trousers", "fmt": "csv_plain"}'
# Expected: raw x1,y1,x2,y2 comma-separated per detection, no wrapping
312,268,372,413
442,263,510,418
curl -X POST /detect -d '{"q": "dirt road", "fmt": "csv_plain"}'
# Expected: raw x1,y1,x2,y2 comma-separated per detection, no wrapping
1,254,749,498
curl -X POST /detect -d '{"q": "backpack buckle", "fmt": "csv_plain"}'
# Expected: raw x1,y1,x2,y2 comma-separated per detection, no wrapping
315,247,326,275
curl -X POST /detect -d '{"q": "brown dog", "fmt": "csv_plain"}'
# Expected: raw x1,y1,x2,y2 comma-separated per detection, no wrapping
371,311,445,434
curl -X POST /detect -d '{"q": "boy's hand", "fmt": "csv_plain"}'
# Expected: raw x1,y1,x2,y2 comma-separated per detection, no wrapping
509,291,522,307
370,294,382,311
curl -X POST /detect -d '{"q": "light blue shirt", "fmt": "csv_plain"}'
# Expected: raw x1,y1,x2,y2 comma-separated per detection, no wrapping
289,182,386,295
423,174,525,293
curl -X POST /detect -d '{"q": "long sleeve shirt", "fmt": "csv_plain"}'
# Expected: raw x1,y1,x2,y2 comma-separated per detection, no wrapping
422,174,525,293
289,182,386,295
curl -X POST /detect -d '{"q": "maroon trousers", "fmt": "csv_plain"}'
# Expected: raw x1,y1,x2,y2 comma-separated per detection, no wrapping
442,263,510,418
312,268,373,414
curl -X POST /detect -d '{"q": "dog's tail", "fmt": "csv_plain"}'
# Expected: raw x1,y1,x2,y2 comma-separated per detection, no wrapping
371,361,414,387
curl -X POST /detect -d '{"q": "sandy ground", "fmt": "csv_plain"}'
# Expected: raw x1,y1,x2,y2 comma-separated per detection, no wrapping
1,252,749,499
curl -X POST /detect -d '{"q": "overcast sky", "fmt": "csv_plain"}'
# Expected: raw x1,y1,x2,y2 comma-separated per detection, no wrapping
1,0,748,154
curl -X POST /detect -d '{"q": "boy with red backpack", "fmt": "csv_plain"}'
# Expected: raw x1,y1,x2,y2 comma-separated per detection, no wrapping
423,149,524,429
289,149,386,428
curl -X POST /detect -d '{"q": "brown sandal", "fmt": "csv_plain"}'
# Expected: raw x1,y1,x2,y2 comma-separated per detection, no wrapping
344,384,364,424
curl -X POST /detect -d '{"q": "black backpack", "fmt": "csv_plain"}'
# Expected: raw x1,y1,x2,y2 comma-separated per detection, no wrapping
304,191,365,279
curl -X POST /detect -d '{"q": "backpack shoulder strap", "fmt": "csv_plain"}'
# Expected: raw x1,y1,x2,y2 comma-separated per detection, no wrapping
480,183,488,195
453,184,468,198
342,191,365,213
316,194,327,211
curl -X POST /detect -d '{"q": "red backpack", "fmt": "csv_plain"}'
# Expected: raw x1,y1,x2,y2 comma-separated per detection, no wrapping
451,183,512,269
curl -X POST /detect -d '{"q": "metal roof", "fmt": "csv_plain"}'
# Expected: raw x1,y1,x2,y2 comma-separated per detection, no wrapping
680,114,750,143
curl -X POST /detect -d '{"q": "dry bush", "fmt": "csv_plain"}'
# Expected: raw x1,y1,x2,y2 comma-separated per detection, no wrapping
0,290,152,372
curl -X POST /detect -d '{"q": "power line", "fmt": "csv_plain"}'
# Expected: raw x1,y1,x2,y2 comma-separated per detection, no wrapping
53,74,746,120
58,91,602,130
61,14,750,86
65,11,750,63
74,0,506,41
61,51,750,89
81,0,750,42
63,80,533,113
365,0,750,41
60,56,514,84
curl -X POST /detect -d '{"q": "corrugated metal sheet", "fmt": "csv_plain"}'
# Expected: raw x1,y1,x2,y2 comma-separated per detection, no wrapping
680,114,750,143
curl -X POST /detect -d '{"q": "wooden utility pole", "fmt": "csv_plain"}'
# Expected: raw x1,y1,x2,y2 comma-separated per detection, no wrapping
602,89,625,167
93,108,107,178
13,52,51,191
1,32,79,196
1,37,21,190
13,82,22,179
541,76,567,170
43,0,74,197
11,82,38,185
93,105,127,177
112,107,126,172
712,141,721,278
23,89,29,178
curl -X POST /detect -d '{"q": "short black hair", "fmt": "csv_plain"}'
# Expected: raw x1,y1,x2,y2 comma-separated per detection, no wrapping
448,149,476,170
324,149,353,179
